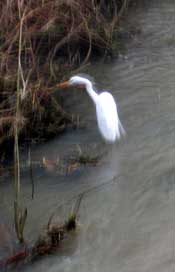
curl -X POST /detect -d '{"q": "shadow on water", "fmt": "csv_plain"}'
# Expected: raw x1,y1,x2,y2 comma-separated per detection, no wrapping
1,0,175,271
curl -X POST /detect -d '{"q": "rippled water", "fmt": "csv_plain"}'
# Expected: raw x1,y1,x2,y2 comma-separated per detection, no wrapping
1,0,175,271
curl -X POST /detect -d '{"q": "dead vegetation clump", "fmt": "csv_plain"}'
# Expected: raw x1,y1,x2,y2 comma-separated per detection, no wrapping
0,212,78,269
0,0,130,159
0,196,82,269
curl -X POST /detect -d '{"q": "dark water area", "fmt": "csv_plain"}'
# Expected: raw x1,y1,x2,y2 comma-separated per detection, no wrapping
1,0,175,271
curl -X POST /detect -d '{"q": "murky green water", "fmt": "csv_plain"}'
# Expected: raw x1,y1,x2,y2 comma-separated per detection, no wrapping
1,0,175,271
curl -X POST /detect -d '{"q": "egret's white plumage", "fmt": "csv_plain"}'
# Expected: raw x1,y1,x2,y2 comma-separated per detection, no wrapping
96,92,123,142
64,75,125,143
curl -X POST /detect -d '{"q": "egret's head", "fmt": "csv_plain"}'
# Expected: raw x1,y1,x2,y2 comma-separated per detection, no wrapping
69,76,86,86
58,75,93,89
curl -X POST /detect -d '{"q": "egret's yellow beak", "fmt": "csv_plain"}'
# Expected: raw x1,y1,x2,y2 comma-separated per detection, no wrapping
57,80,70,88
57,81,85,89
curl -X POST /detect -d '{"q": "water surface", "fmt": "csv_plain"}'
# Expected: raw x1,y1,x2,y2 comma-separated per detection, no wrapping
1,0,175,271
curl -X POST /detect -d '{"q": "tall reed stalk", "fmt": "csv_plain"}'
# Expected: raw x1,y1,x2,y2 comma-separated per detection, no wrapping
14,0,27,244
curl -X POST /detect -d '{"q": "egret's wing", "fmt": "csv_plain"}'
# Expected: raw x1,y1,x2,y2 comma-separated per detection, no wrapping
96,92,123,142
96,104,114,140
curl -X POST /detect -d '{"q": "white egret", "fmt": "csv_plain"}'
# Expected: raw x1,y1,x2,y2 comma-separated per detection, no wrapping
58,75,125,143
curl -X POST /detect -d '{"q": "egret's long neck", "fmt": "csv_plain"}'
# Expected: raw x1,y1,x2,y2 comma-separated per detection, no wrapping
85,81,98,105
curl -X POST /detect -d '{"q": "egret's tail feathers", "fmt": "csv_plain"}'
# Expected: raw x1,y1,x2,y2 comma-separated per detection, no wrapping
118,119,126,138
